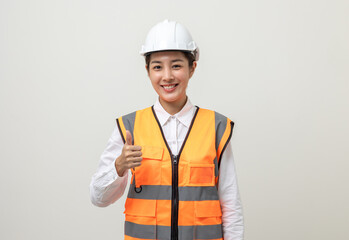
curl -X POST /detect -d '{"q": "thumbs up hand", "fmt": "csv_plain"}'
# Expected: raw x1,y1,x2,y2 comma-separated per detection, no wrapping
125,130,133,145
115,130,143,177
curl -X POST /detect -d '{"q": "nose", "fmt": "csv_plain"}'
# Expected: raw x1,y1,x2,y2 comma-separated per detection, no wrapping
163,66,174,82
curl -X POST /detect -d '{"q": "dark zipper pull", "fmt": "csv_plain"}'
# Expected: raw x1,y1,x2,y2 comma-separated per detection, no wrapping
173,155,178,164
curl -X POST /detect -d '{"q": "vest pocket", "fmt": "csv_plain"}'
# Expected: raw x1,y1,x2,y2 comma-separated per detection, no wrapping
194,200,222,226
124,198,156,217
188,163,215,186
134,146,164,187
124,198,157,239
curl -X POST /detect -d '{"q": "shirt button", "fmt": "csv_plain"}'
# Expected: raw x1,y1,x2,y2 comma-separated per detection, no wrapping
171,116,175,119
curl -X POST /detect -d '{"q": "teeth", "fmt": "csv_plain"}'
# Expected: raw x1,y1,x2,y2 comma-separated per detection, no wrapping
163,85,176,90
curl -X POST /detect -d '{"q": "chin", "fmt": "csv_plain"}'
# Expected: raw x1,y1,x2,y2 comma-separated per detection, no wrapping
160,97,177,103
160,96,185,104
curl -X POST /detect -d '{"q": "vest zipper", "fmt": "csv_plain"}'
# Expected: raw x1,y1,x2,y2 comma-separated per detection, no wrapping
151,106,200,240
171,154,179,240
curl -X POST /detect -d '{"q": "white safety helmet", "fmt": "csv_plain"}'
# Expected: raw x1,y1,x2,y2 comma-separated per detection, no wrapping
140,19,199,61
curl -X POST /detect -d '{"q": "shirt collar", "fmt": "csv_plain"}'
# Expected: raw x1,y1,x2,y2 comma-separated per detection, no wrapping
153,97,195,128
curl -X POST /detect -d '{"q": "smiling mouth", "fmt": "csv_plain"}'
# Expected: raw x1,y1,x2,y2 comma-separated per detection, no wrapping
162,84,178,91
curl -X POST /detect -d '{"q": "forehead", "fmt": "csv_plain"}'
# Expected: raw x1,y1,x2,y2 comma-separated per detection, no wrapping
149,51,187,63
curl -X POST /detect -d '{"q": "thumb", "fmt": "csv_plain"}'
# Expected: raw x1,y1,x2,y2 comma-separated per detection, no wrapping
125,130,133,145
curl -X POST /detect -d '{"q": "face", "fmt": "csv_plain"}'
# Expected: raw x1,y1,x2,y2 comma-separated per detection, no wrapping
147,51,197,109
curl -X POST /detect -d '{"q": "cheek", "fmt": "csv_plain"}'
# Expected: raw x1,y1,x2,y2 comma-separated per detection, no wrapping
150,79,158,89
149,78,162,93
149,71,161,81
176,68,191,79
176,72,190,84
148,74,158,84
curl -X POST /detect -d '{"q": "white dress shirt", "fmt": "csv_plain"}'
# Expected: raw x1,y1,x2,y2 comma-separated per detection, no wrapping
90,98,244,240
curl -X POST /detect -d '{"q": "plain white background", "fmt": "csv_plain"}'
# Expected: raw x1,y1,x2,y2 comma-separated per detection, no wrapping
1,0,348,239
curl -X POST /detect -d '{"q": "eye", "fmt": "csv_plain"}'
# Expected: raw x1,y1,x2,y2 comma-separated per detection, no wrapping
152,65,162,70
172,64,182,69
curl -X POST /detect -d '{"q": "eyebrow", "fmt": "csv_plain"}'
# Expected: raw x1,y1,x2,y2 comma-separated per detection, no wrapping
150,59,184,64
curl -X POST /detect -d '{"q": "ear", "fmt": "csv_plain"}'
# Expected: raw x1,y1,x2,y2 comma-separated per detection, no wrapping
189,61,197,78
145,65,150,76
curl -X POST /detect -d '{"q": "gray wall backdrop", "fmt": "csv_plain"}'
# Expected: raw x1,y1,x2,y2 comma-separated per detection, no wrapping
1,0,348,239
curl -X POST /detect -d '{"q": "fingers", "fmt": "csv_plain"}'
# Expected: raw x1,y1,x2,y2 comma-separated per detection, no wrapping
127,162,142,169
124,149,142,158
130,157,143,164
125,130,133,145
122,141,142,164
125,157,143,168
122,130,143,170
124,145,142,151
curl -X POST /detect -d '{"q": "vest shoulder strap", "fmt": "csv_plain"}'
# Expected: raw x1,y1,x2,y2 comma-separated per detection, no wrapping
116,107,154,144
214,111,234,167
116,110,137,144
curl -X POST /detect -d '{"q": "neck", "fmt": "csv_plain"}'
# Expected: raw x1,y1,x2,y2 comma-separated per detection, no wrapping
159,97,187,115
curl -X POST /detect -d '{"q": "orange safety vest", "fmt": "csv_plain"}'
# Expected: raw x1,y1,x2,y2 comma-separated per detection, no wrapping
116,106,233,240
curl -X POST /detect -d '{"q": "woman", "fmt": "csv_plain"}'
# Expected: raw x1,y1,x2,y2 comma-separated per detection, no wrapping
90,19,244,240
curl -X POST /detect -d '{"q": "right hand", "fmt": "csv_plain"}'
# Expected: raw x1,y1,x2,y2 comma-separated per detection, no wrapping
115,130,142,177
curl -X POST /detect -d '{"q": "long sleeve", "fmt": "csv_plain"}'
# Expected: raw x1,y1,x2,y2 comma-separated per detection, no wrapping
217,141,244,240
89,125,129,207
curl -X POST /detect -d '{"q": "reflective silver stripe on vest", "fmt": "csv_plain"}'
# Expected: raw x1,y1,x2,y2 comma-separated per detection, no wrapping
125,221,223,240
122,111,136,144
215,111,227,152
127,184,219,201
